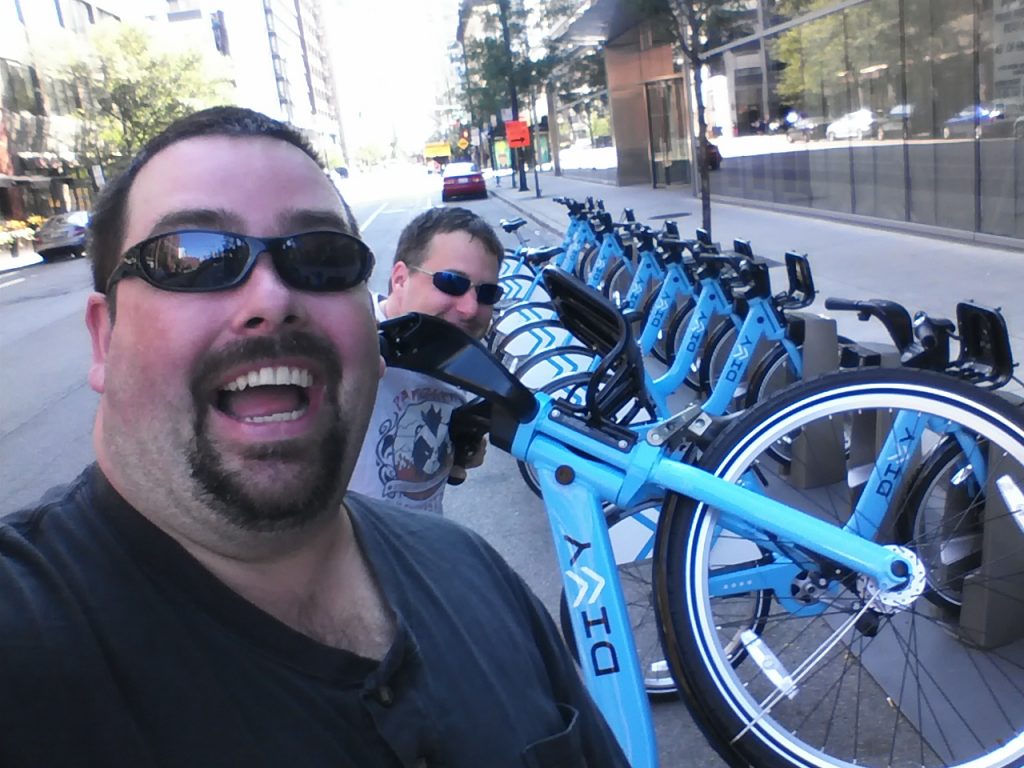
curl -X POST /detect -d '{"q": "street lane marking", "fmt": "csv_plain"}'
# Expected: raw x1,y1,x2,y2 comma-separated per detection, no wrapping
0,278,25,289
360,202,389,232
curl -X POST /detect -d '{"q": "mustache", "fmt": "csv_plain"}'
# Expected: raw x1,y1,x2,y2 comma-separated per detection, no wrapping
190,331,342,398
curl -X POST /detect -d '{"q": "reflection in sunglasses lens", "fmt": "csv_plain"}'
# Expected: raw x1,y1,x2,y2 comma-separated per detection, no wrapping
434,271,471,297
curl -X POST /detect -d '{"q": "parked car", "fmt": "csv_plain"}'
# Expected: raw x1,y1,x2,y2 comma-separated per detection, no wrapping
876,104,915,140
1015,115,1024,139
825,109,880,141
441,161,487,202
785,114,827,142
942,103,1020,139
33,211,89,261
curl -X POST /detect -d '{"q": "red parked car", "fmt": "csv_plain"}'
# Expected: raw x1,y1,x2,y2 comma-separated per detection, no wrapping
441,162,487,202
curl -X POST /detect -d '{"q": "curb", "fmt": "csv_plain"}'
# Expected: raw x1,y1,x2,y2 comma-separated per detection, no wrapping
0,256,44,276
490,187,564,239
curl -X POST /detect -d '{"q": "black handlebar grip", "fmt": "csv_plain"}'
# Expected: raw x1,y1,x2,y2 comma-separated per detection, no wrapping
824,297,865,312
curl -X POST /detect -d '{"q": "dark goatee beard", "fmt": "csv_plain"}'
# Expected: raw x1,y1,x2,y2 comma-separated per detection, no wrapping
186,331,349,532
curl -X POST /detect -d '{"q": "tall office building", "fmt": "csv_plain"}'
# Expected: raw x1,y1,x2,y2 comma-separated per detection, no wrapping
160,0,347,167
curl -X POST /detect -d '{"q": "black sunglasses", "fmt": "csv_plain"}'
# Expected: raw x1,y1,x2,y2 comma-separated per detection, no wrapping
106,230,375,294
410,266,504,306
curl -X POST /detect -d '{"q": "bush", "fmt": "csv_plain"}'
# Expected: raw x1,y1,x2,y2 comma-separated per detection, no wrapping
0,220,36,249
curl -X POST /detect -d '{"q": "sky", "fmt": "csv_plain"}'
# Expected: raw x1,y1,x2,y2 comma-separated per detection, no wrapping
326,0,463,158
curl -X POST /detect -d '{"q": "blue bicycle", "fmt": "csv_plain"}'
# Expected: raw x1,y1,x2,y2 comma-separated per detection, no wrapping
380,270,1024,768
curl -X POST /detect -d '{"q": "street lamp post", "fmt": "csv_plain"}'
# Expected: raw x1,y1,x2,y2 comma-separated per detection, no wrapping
497,0,528,192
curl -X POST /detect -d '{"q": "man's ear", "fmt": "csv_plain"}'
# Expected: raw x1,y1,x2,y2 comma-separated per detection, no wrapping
85,293,113,394
390,260,409,292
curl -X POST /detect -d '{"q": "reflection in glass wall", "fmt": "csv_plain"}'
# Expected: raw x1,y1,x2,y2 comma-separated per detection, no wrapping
695,0,1024,242
647,78,692,186
554,91,616,183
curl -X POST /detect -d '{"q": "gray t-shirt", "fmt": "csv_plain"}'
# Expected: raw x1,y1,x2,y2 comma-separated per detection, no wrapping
349,294,467,514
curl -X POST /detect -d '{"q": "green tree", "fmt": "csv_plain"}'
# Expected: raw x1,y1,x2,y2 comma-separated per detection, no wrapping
36,21,233,185
771,0,972,129
624,0,752,235
459,1,601,131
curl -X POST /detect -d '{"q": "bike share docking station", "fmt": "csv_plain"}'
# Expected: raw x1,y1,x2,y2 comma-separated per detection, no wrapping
781,312,1024,649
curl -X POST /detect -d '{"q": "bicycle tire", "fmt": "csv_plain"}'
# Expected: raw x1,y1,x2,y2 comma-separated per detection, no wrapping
600,260,634,305
697,322,753,409
744,342,801,408
491,301,557,340
656,367,1024,768
663,302,709,393
896,436,985,616
745,334,855,410
495,318,578,361
647,294,694,367
574,243,600,283
496,273,543,305
512,345,598,391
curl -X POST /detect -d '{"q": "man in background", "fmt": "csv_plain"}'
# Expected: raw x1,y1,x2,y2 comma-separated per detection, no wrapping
350,206,504,513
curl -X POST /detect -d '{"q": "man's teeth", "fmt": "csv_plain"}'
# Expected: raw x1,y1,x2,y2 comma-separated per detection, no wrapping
244,409,307,424
223,366,312,392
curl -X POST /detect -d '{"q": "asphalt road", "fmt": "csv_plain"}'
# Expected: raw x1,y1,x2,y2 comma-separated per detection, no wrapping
0,165,726,766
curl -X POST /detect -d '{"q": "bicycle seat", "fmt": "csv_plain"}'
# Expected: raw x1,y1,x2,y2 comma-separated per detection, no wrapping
500,218,528,233
521,245,564,266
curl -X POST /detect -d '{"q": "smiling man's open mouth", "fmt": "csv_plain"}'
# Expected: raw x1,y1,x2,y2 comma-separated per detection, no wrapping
216,365,314,424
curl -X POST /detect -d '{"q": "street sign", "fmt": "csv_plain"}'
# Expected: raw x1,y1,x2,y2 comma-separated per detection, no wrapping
505,120,530,148
457,137,470,150
424,141,451,159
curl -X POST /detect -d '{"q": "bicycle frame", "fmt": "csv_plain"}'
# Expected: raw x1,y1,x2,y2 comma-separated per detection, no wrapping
700,296,801,416
647,275,738,414
636,262,695,355
378,312,921,768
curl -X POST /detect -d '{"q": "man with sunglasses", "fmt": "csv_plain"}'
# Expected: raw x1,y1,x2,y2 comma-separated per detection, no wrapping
0,107,627,766
350,206,504,513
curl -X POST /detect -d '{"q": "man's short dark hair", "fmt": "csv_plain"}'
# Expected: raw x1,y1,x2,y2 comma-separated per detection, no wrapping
89,105,359,300
393,207,503,276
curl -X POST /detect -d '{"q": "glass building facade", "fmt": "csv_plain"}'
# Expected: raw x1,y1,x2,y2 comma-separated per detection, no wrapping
699,0,1024,243
558,0,1024,246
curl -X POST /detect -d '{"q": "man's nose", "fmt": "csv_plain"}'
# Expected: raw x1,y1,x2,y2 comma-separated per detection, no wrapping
230,253,306,333
453,287,483,316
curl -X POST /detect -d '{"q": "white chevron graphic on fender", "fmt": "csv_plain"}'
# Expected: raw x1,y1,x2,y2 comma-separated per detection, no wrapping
566,566,607,607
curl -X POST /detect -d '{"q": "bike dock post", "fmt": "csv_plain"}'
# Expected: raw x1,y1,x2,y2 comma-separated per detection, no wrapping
784,313,845,488
959,390,1024,649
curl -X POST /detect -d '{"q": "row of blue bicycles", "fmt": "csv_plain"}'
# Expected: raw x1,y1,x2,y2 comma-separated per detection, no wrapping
379,196,1024,768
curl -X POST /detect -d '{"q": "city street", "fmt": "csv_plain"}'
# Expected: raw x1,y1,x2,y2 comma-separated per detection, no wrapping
0,165,725,766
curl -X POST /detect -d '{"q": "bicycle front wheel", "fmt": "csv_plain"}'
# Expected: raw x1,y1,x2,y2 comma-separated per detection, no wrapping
656,368,1024,768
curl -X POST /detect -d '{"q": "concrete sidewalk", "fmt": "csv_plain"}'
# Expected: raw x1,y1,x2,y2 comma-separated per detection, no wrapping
489,170,1024,372
0,248,43,274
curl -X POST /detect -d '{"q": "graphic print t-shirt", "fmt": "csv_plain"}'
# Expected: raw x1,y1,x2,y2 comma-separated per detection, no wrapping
349,295,467,514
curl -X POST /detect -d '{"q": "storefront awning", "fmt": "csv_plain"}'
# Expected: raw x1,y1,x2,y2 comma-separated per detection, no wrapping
553,0,633,45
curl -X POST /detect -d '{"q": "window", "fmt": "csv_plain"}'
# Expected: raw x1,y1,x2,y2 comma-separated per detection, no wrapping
1,59,42,114
64,0,94,33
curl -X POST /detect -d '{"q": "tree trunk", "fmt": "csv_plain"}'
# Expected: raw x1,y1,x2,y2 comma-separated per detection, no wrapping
692,55,713,237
